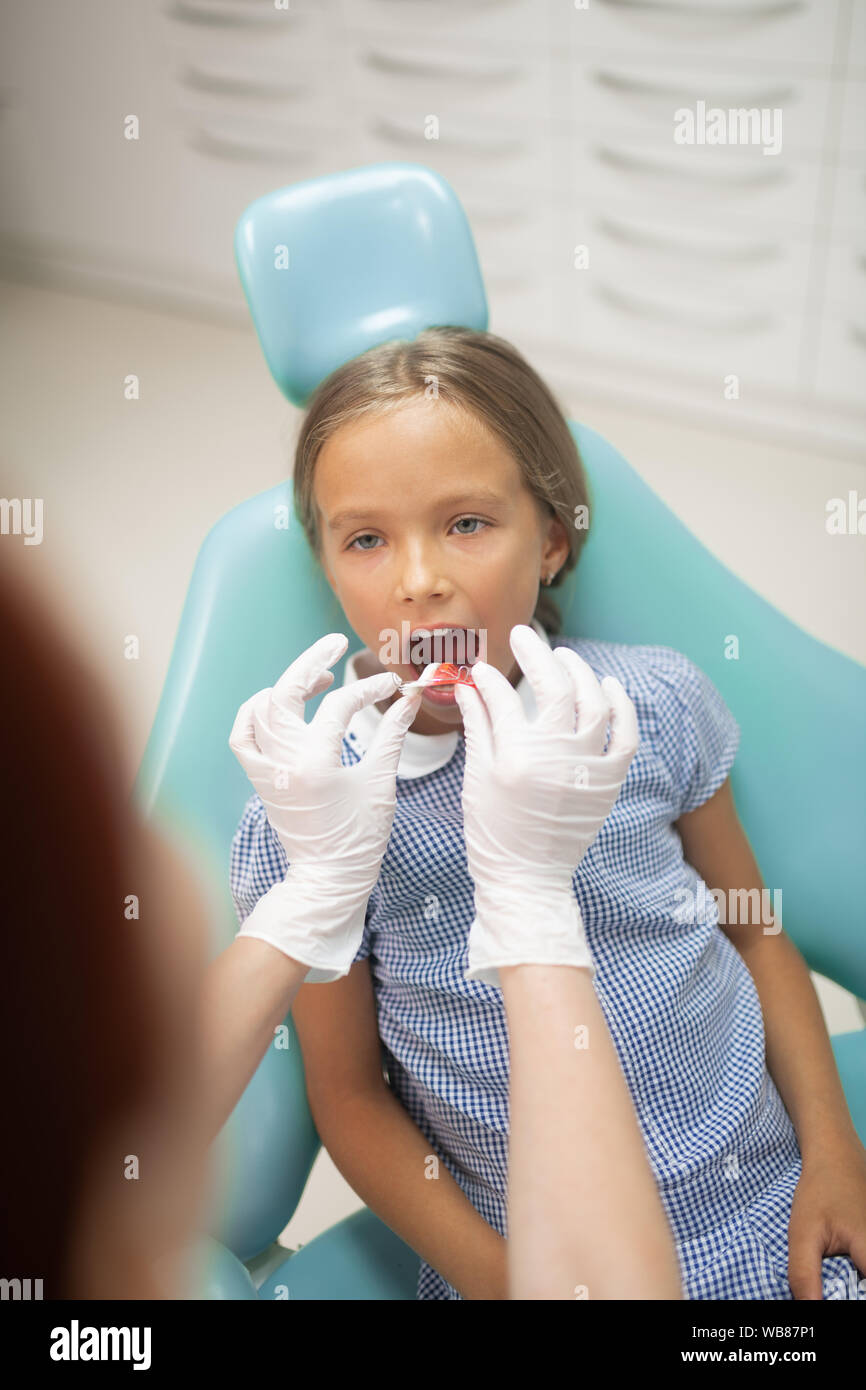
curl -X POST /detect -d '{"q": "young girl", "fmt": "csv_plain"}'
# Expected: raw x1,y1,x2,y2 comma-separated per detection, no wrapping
231,326,866,1301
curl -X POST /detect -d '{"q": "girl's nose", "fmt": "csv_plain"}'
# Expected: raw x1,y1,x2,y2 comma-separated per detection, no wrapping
394,553,450,603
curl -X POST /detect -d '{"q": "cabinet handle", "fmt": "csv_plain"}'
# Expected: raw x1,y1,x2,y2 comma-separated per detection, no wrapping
593,69,794,110
597,281,774,332
362,0,519,8
598,214,782,264
363,49,523,84
594,143,786,188
166,0,287,28
187,119,317,165
597,0,801,18
179,63,310,101
373,115,524,156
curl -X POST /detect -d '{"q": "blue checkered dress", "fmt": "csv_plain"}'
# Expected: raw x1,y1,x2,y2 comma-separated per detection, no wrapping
230,635,863,1301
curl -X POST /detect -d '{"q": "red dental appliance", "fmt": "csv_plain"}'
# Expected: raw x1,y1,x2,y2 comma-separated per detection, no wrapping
395,662,478,695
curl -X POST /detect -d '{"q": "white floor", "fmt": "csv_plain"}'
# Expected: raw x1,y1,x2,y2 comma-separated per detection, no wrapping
2,277,864,1254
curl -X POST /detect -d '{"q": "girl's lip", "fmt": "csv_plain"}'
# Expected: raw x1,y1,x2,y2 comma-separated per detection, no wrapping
419,681,461,705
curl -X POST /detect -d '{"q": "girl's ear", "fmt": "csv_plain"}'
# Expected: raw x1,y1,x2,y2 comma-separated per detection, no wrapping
543,514,571,575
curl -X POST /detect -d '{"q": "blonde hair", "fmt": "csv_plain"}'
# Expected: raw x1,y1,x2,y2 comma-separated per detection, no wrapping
293,325,590,635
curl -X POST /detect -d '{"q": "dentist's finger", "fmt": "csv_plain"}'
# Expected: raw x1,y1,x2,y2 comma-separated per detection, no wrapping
253,684,312,768
365,686,424,774
551,646,610,750
229,688,279,781
416,662,439,687
266,668,337,735
453,676,494,768
268,632,350,723
509,625,575,731
307,671,407,764
467,643,527,747
600,676,640,766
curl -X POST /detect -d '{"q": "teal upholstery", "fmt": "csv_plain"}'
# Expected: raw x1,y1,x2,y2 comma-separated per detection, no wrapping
133,162,866,1300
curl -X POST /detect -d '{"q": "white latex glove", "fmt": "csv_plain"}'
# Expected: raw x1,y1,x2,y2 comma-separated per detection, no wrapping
452,624,639,988
228,633,423,982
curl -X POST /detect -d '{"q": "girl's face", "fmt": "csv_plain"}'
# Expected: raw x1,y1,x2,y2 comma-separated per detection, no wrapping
314,396,570,735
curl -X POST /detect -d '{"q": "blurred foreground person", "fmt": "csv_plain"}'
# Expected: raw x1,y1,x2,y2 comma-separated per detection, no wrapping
0,548,212,1299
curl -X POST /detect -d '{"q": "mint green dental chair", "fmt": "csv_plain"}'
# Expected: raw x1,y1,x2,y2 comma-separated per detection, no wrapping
133,162,866,1300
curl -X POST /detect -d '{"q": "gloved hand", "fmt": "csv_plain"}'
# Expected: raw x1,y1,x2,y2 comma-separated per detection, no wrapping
228,632,423,982
453,624,639,988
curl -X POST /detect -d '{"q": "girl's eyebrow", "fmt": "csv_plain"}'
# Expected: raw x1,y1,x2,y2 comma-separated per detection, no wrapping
326,488,506,532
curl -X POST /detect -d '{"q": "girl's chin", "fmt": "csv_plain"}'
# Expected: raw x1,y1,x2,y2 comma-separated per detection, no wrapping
409,686,467,728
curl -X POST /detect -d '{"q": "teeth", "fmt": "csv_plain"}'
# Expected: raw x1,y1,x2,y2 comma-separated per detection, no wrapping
409,626,477,672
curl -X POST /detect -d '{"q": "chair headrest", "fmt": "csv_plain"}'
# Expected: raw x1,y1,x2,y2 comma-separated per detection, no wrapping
234,161,489,406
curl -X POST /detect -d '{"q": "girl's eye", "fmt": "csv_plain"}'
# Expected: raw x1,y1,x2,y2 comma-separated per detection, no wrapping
346,517,489,551
452,516,488,536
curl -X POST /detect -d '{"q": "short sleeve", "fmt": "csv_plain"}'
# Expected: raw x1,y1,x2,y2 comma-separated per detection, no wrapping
647,649,741,818
352,890,378,964
229,794,288,925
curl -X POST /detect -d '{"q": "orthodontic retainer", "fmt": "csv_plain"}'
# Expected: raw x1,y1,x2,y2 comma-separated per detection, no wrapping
393,662,478,695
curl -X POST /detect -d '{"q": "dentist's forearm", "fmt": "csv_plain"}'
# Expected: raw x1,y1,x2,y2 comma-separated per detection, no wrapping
198,936,307,1144
500,962,683,1300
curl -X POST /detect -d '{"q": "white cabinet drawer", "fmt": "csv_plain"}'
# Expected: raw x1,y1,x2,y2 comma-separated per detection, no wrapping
554,64,828,162
345,37,553,121
160,30,355,126
0,90,354,287
814,313,866,407
831,165,866,240
555,0,839,74
554,133,824,239
850,0,866,82
463,202,556,291
549,209,812,316
355,113,559,195
823,241,866,319
550,275,803,392
839,80,866,162
488,280,556,345
340,0,550,50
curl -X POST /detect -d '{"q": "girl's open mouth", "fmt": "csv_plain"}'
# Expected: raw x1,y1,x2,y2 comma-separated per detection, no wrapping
407,626,483,677
400,627,482,707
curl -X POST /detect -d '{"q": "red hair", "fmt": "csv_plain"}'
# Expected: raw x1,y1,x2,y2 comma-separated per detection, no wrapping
0,554,165,1297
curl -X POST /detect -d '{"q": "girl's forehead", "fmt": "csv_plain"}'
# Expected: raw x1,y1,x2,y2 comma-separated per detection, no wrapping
316,414,520,502
323,397,503,458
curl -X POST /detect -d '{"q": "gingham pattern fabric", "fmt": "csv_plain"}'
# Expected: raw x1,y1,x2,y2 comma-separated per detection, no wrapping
230,634,863,1302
